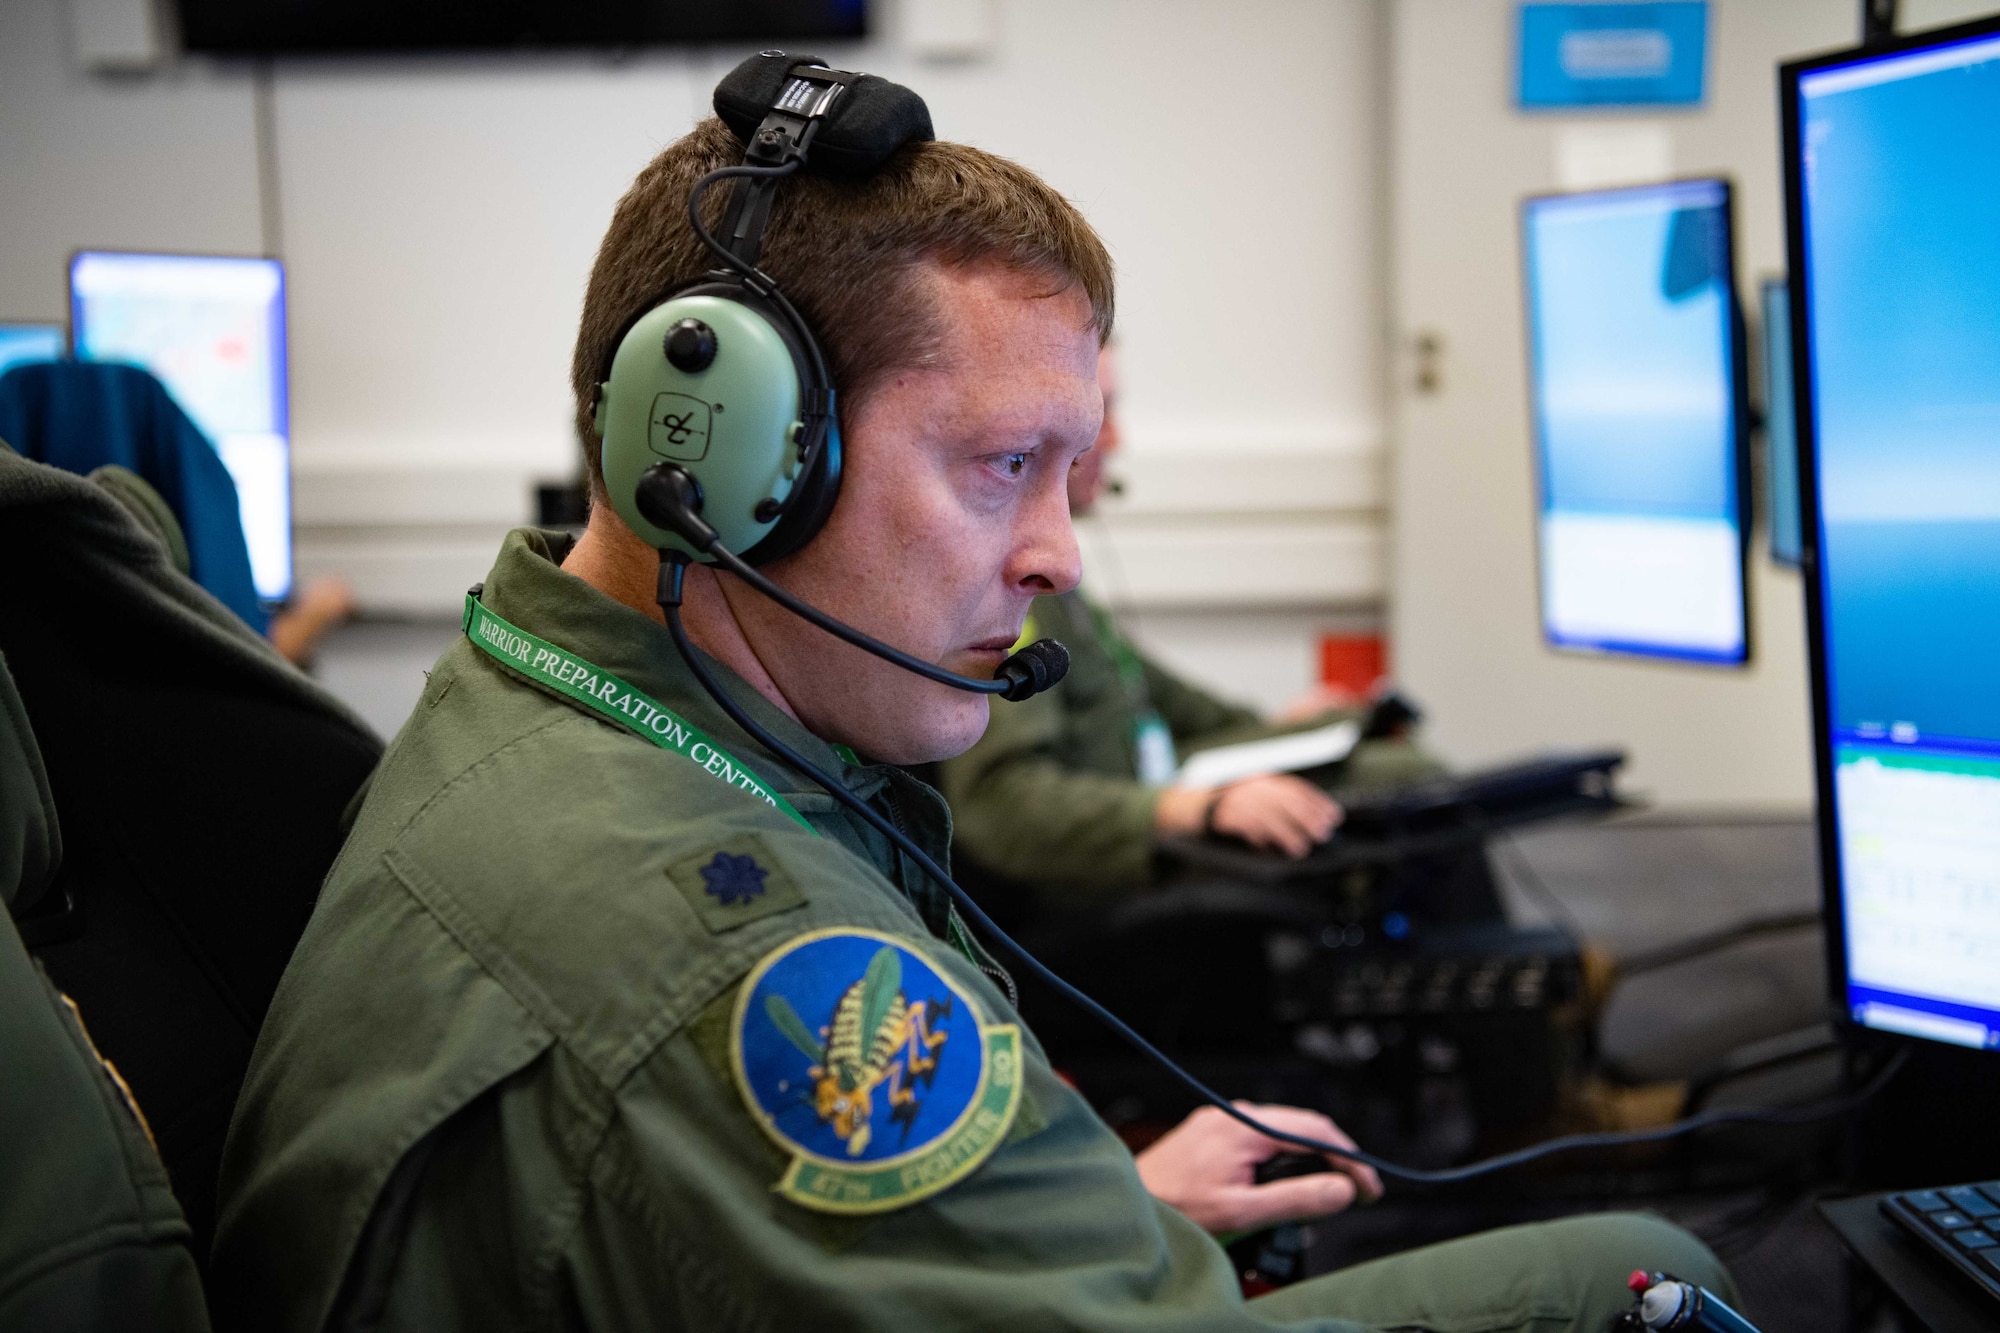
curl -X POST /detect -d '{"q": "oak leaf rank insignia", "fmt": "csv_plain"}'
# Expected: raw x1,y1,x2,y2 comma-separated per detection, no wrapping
669,836,806,934
700,851,768,906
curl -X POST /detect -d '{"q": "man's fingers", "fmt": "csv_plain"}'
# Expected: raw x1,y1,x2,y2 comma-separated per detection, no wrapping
1268,779,1340,843
1287,786,1342,840
1255,808,1312,857
1270,799,1329,856
1271,814,1312,857
1215,780,1342,856
1225,1172,1360,1230
1233,1103,1383,1201
1216,790,1306,855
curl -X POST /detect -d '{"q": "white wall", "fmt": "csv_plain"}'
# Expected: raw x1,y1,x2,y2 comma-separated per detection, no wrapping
0,1,262,316
15,0,1998,733
0,0,1391,717
1385,0,1992,808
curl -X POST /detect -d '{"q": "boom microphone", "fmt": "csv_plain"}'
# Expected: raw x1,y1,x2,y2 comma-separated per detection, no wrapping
637,463,1069,703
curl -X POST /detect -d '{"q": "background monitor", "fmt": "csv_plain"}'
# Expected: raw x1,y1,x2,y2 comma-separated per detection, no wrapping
1786,16,2000,1051
70,251,292,602
1521,177,1749,665
177,0,867,54
0,322,64,378
1760,278,1803,567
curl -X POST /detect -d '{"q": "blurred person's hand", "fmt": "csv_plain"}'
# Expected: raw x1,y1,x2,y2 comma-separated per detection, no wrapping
1134,1102,1381,1234
1154,774,1342,857
269,577,357,666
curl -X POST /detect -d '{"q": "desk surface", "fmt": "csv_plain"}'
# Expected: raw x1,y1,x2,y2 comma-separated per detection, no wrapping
1819,1195,2000,1333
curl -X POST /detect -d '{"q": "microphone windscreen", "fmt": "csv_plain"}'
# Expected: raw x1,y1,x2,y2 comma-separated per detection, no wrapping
713,52,934,181
1029,638,1070,690
995,638,1068,701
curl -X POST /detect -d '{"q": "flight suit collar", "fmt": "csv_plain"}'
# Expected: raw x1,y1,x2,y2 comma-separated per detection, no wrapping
478,528,956,928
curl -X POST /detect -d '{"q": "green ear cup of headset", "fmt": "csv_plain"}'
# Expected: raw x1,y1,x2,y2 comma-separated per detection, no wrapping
597,293,813,560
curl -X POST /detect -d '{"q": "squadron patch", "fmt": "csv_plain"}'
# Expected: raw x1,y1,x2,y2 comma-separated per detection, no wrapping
731,928,1022,1215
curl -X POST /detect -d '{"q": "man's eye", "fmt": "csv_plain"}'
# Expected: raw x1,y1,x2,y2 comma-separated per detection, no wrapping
1002,453,1029,477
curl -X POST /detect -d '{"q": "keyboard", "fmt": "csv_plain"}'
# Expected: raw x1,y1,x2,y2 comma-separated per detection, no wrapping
1881,1183,2000,1300
1338,749,1625,832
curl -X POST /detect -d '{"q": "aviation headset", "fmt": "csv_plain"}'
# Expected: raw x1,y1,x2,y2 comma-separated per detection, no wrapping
589,53,1068,703
592,52,932,565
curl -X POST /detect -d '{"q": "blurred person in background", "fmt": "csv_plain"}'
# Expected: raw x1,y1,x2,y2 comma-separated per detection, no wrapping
939,344,1438,912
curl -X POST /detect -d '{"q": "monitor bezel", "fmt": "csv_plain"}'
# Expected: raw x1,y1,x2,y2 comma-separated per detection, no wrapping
1757,275,1802,570
1518,175,1754,670
1782,10,2000,1052
66,247,294,606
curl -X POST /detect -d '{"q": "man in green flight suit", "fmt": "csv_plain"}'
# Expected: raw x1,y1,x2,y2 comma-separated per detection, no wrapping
212,80,1730,1333
941,344,1441,907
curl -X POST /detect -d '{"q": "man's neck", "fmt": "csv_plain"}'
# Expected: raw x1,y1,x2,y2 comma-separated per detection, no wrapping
562,511,802,723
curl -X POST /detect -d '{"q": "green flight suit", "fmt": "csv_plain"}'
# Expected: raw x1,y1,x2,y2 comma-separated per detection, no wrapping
0,653,211,1332
212,529,1729,1332
940,590,1440,904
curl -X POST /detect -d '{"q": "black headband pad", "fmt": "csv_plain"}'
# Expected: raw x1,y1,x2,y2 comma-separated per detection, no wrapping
712,52,934,181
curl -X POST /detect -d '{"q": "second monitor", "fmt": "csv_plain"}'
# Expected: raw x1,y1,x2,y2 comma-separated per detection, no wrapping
0,323,64,378
1522,177,1750,666
69,250,293,604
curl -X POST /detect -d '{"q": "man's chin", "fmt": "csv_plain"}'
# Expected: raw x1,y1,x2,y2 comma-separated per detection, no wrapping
841,692,991,767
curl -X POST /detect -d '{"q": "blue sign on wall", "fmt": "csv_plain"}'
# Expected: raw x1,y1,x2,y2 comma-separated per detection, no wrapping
1518,2,1708,108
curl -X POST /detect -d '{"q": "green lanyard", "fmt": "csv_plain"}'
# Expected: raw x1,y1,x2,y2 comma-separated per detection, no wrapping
462,593,814,833
462,592,993,977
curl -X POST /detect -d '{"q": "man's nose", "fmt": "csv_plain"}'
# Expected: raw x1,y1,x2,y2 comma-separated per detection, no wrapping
1012,478,1083,595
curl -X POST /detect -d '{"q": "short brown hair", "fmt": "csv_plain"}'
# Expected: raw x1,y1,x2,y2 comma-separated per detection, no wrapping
570,117,1114,483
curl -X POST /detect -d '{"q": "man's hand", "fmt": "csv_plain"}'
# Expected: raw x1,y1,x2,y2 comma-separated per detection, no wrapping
268,576,357,666
1157,775,1343,856
1134,1102,1382,1234
1209,775,1342,856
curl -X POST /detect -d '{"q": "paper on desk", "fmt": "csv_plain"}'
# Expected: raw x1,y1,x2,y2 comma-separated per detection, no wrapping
1174,719,1362,789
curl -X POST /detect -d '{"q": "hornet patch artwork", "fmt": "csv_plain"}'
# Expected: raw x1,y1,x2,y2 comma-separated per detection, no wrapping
732,928,1022,1214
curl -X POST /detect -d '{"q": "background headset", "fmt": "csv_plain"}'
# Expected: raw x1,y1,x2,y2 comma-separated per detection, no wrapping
605,53,1903,1185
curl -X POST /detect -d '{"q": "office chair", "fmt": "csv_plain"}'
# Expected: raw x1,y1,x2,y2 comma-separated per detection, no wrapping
0,446,381,1267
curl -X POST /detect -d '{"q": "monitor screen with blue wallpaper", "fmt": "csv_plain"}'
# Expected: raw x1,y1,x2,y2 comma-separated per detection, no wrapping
0,323,64,378
70,251,291,602
1522,178,1747,665
1792,20,2000,1051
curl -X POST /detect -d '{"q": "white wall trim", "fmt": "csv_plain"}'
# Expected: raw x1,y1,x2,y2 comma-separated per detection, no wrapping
294,434,1388,615
1100,436,1383,517
1081,514,1383,610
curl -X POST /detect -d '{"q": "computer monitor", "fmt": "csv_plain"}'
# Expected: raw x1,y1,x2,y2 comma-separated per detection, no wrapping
0,322,64,378
69,251,292,602
1784,14,2000,1051
1760,278,1803,567
1521,178,1749,666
